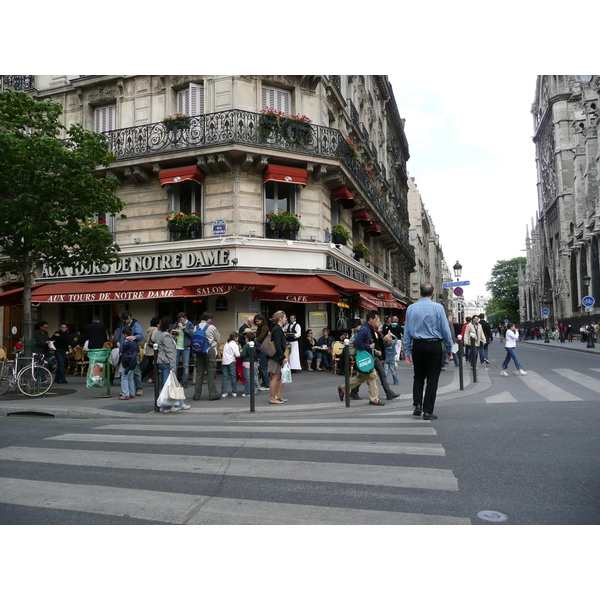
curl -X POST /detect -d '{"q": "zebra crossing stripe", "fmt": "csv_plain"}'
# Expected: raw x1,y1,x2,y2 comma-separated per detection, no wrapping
518,370,582,402
93,424,437,436
48,433,446,456
0,446,458,491
553,369,600,394
485,392,518,403
0,477,470,525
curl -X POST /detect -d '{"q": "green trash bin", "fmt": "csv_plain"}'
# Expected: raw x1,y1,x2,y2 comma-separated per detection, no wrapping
86,348,111,388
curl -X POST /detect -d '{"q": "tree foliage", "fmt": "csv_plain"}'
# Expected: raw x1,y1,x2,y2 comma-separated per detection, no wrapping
485,257,526,324
0,89,125,352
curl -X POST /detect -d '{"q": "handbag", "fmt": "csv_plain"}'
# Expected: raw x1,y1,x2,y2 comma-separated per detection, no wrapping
260,332,276,357
355,348,375,373
168,371,186,400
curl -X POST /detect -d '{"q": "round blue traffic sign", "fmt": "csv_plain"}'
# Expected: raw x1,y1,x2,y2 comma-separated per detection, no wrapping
541,308,550,316
582,296,595,307
454,287,463,296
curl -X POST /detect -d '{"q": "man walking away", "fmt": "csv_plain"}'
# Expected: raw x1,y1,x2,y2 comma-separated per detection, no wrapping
404,283,453,420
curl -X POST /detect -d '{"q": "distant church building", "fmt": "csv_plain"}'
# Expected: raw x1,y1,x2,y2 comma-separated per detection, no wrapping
522,75,600,328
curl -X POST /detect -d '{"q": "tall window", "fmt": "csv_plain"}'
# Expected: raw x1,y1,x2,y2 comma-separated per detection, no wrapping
265,181,295,215
94,105,116,133
262,85,291,113
172,180,202,215
177,83,204,116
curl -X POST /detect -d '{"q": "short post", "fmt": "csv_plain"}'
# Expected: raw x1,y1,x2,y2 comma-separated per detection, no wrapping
101,358,111,398
458,335,464,391
153,343,159,412
249,341,256,413
344,339,350,408
470,334,477,383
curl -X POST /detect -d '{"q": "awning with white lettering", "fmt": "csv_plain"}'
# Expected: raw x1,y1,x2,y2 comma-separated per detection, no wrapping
251,275,340,303
182,272,277,297
316,274,404,310
262,165,308,187
159,165,204,187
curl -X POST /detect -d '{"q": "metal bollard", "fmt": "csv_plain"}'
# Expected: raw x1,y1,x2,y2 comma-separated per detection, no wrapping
153,343,159,412
344,339,350,408
470,334,477,383
458,335,464,391
249,341,256,413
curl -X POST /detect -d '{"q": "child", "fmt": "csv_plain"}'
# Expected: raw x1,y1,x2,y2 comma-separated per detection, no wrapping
119,327,139,400
221,332,240,397
240,331,260,397
383,332,399,385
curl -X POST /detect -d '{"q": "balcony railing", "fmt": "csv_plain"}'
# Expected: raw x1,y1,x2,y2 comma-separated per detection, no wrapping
105,109,414,264
2,75,35,91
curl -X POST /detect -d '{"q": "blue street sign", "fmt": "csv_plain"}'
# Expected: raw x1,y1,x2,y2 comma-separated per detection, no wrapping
582,295,595,307
454,287,464,296
442,281,470,288
541,308,550,316
212,218,227,236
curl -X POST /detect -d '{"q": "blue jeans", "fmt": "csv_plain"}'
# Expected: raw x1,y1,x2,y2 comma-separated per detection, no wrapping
176,348,190,384
221,362,237,394
316,350,332,369
121,370,135,397
243,363,259,394
55,348,67,382
383,361,399,384
502,347,523,370
257,349,270,388
158,363,171,391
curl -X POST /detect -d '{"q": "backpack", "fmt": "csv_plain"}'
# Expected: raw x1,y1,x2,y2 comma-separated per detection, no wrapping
348,334,357,357
191,323,211,355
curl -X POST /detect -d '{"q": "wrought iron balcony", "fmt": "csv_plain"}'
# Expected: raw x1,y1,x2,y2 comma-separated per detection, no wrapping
2,75,35,91
104,109,414,265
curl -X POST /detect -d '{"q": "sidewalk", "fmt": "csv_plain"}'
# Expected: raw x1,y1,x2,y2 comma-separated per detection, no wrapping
519,337,600,355
0,359,491,420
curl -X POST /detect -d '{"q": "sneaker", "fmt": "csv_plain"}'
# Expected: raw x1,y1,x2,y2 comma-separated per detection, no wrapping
242,393,248,397
259,387,269,391
232,393,237,397
500,370,508,376
337,386,345,402
317,367,323,371
179,404,191,410
519,369,528,376
307,368,313,371
222,393,228,397
160,406,179,413
136,390,143,396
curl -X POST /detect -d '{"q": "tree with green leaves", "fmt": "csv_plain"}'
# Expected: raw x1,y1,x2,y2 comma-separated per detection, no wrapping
0,89,125,354
485,257,526,325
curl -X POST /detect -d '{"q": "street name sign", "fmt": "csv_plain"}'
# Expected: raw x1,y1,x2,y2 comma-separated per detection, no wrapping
442,281,470,288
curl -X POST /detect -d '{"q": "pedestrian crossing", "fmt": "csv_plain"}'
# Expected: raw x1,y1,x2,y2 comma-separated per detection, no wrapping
0,411,470,524
482,368,599,404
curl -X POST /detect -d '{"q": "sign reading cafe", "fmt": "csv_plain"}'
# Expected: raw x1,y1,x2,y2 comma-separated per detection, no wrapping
41,249,231,280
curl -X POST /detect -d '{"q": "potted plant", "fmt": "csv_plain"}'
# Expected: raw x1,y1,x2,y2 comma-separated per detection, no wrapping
266,210,302,239
331,224,351,246
163,111,191,132
166,211,202,239
259,107,286,141
287,113,312,147
259,108,312,147
345,137,360,160
353,242,370,261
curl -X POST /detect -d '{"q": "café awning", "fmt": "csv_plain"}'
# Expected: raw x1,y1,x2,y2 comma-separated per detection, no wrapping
251,275,340,303
159,165,204,187
262,165,308,187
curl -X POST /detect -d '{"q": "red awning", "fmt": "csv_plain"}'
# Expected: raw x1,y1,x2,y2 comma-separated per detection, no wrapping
263,165,307,187
364,223,382,236
358,292,405,311
30,276,205,303
182,272,277,297
331,186,356,209
251,275,340,303
0,287,24,306
159,165,204,187
352,209,373,226
317,274,393,300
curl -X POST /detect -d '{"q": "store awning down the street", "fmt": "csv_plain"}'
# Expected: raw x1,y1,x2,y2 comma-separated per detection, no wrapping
316,274,407,310
251,275,340,303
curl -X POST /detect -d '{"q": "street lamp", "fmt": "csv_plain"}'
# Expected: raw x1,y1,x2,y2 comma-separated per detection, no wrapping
542,294,550,343
583,274,595,348
453,261,462,281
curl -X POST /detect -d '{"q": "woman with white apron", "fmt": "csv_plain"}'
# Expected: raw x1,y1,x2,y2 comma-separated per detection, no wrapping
283,314,302,371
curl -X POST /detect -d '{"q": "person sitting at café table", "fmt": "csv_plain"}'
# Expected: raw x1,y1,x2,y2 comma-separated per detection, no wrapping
300,329,317,371
315,327,335,371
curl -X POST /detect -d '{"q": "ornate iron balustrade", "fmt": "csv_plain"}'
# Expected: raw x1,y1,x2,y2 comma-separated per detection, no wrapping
104,109,414,264
2,75,34,91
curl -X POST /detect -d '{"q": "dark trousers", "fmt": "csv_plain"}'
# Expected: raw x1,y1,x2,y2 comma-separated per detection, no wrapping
412,339,443,414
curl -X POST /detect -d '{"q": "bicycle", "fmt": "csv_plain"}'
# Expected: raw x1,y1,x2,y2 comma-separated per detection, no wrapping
0,353,53,397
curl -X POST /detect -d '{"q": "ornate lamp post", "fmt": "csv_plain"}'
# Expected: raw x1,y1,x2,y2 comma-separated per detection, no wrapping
453,261,464,323
453,261,462,281
542,294,550,343
583,275,595,348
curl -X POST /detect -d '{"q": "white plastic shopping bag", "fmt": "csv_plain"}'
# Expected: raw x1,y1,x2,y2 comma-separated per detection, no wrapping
158,372,176,407
281,362,292,384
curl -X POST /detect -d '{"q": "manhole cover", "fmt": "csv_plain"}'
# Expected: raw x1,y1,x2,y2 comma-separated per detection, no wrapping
477,510,508,523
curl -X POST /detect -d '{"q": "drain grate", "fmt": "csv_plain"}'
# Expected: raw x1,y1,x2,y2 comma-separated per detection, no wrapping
477,510,508,523
7,411,55,418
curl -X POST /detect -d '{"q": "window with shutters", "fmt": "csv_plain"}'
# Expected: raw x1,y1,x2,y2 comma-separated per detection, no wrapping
262,85,291,114
265,181,295,215
94,105,116,133
176,83,204,116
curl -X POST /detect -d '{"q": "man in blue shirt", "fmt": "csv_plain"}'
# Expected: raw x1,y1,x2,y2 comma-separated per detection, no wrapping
337,311,385,406
404,283,453,420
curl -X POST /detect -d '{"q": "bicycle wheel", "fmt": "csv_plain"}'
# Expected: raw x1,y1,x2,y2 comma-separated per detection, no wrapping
0,362,15,395
17,366,53,397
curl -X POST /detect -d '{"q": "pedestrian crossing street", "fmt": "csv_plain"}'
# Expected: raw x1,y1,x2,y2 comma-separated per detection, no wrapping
0,410,471,525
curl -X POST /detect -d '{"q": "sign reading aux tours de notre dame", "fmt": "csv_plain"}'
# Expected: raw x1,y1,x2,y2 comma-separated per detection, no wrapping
41,249,231,280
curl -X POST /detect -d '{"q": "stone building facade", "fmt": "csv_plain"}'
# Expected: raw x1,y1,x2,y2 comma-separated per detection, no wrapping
407,177,452,313
522,76,600,328
1,75,415,347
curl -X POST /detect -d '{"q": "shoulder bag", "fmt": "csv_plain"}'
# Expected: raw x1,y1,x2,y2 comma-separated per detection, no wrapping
260,332,276,357
355,348,375,373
